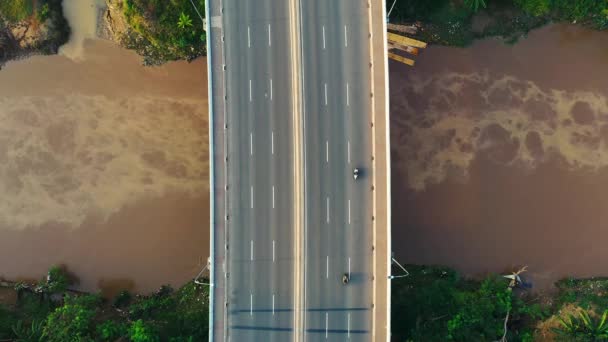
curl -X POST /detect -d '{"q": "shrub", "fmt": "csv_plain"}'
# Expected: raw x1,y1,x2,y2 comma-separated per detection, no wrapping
514,0,551,16
113,290,132,308
552,309,608,341
44,265,71,294
464,0,487,13
551,0,606,21
0,304,16,339
11,319,45,342
36,3,50,22
391,265,541,341
41,294,100,342
129,319,160,342
97,320,128,340
120,0,206,65
446,276,512,341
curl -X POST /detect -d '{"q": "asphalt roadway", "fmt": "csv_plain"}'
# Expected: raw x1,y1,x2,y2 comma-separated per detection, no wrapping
301,1,373,341
220,1,373,341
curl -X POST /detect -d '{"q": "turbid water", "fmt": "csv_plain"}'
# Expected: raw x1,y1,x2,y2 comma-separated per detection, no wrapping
0,0,209,293
2,10,606,294
59,0,107,60
391,24,608,289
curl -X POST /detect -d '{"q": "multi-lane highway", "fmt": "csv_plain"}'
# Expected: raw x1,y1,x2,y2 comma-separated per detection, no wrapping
207,0,387,340
222,0,295,340
301,1,373,340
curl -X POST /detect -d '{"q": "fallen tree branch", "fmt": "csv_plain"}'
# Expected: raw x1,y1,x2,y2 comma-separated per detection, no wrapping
494,309,510,342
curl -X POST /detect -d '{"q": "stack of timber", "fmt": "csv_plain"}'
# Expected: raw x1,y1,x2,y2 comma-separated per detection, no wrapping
387,31,426,67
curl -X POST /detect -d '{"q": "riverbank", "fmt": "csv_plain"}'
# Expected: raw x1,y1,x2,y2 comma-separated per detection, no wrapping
392,264,608,341
0,0,206,68
0,267,209,341
1,263,606,341
102,0,207,65
0,0,70,69
391,0,608,46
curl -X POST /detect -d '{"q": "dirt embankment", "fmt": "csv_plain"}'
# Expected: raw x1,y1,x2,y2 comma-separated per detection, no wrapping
97,0,127,43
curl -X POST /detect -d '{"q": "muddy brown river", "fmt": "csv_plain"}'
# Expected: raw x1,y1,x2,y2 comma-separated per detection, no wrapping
391,24,608,289
2,21,607,293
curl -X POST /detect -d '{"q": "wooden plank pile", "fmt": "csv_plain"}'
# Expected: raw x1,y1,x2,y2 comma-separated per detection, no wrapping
387,28,426,66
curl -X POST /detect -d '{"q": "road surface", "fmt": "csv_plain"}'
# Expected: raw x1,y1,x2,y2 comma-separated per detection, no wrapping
300,1,373,341
223,0,296,341
207,0,385,341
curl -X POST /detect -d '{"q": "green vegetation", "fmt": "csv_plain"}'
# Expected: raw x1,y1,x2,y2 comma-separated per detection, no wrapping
391,265,545,341
391,265,608,341
0,0,70,67
391,0,608,46
464,0,487,13
42,294,101,342
7,264,608,340
0,266,209,341
120,0,206,65
0,0,33,23
0,0,65,29
553,309,608,341
0,0,207,66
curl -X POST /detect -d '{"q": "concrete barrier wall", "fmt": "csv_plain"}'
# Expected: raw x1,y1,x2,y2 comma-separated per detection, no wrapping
206,0,228,340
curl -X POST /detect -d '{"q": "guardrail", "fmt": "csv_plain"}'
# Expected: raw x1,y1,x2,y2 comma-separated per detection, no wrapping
204,0,215,340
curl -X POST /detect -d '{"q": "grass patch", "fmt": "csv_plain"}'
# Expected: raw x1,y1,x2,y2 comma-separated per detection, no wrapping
120,0,206,65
